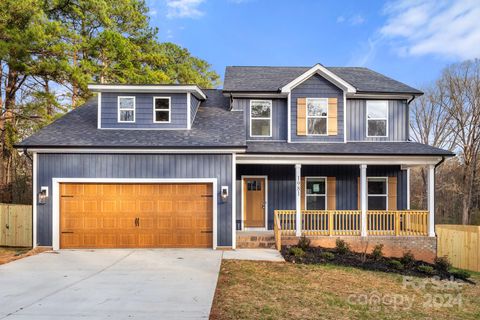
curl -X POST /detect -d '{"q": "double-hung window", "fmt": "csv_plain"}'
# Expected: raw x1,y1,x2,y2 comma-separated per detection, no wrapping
118,96,135,122
250,100,272,137
153,97,171,123
305,177,326,210
367,177,388,210
366,101,388,137
306,98,328,135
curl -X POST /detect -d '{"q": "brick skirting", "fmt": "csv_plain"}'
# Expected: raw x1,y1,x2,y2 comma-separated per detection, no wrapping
282,236,437,263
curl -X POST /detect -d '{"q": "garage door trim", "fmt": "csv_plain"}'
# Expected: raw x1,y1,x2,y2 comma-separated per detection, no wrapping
51,178,218,250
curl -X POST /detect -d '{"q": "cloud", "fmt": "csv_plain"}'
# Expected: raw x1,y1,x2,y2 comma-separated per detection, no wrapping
337,14,365,26
380,0,480,60
149,9,158,16
166,0,205,18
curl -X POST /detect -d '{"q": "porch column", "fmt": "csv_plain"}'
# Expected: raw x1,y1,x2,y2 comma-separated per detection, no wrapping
427,164,435,237
360,164,367,237
295,164,302,237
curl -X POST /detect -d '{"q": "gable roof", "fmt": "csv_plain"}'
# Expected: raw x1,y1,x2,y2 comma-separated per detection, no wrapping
223,66,423,95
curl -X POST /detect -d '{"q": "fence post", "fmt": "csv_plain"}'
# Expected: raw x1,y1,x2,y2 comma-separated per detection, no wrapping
329,211,333,236
395,211,400,236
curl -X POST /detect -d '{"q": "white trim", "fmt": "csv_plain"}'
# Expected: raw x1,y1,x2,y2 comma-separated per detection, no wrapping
32,152,37,248
240,175,268,230
343,91,347,143
406,168,411,210
51,177,218,250
287,93,292,143
304,176,327,210
231,153,236,249
295,164,302,236
360,164,367,237
305,98,328,136
97,92,102,129
347,93,416,100
153,96,171,124
427,164,435,237
87,84,207,100
367,176,388,210
28,148,246,154
366,100,389,138
227,93,288,99
249,100,272,138
186,92,191,130
117,96,136,123
281,64,356,93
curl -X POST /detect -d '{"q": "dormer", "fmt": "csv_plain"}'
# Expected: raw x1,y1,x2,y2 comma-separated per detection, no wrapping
88,84,206,130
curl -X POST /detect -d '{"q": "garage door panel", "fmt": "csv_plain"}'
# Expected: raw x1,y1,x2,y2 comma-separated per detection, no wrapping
101,200,117,212
120,200,136,213
84,217,98,229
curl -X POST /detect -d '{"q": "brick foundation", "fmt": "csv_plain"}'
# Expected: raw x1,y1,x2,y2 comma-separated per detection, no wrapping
282,236,437,263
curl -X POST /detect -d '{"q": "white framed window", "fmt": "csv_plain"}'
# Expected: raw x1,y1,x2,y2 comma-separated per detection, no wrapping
153,97,171,123
118,96,135,123
306,98,328,135
367,177,388,210
250,100,272,137
366,101,388,137
305,177,327,210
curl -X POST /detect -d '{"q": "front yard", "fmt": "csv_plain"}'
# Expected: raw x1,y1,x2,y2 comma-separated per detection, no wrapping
210,260,480,320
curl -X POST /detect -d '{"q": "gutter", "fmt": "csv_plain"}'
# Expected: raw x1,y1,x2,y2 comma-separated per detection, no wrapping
435,156,446,169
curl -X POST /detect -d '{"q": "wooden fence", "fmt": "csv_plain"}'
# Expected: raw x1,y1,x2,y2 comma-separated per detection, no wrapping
0,204,32,247
436,224,480,272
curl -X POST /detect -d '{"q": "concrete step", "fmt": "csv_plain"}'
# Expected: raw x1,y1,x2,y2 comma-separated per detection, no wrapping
236,234,276,249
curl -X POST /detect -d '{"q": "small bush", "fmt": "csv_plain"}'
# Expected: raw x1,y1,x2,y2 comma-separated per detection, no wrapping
434,256,452,272
400,251,415,267
289,247,305,257
297,236,311,250
388,260,404,270
320,252,335,260
450,269,471,280
371,244,384,260
418,265,435,275
335,239,350,254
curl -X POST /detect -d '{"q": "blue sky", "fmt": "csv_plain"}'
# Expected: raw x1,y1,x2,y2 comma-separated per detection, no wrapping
147,0,480,89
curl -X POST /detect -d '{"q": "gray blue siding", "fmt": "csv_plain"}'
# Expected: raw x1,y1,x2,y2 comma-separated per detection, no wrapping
236,165,407,229
36,153,232,246
101,92,188,129
346,99,408,141
190,95,201,125
291,74,344,142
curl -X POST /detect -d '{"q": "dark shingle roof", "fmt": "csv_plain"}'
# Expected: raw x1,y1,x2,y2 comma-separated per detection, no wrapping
223,66,422,94
17,89,246,149
246,141,454,156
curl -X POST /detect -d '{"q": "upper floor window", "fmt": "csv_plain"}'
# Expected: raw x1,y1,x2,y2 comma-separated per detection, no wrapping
306,98,328,135
305,177,326,210
153,97,171,123
367,101,388,137
118,96,135,123
367,177,387,210
250,100,272,137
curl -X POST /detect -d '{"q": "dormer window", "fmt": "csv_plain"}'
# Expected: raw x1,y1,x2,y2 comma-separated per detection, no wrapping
367,101,388,137
118,96,135,123
250,100,272,137
306,98,328,135
154,97,171,123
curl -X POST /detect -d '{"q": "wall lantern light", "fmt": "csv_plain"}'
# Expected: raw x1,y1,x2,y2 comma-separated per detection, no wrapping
38,186,49,205
221,186,229,201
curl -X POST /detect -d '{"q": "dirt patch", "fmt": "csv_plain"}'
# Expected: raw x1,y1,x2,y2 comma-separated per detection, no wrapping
0,247,49,265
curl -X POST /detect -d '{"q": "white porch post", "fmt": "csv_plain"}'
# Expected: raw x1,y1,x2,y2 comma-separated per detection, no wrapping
406,168,411,210
427,164,435,237
295,164,302,237
360,164,368,237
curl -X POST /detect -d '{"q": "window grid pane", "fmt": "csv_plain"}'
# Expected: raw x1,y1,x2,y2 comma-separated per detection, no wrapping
306,98,328,135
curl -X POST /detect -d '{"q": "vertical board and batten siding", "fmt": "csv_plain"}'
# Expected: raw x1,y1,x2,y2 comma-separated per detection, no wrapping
232,98,288,141
346,99,409,141
101,92,188,129
291,74,344,142
36,154,232,247
236,165,407,229
190,95,201,125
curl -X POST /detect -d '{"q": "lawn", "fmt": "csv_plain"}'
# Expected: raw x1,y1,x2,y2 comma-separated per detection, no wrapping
210,260,480,320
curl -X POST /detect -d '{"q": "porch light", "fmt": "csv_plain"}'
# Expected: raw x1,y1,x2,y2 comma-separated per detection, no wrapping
38,186,49,205
221,186,229,201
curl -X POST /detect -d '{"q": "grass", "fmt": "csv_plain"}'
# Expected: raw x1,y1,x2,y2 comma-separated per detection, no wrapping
0,247,33,265
210,260,480,320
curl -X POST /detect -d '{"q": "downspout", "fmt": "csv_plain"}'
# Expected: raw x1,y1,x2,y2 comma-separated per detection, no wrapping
435,156,445,169
22,148,34,248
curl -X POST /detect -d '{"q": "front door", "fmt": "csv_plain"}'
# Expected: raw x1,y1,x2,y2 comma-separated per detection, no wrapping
243,177,266,228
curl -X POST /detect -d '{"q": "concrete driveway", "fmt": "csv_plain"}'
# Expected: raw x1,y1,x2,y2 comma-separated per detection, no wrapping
0,249,223,319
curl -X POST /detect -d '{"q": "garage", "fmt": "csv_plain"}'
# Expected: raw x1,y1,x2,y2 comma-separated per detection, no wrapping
59,183,213,249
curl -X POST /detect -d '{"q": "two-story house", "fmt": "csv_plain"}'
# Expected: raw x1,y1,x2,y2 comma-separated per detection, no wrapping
17,64,453,261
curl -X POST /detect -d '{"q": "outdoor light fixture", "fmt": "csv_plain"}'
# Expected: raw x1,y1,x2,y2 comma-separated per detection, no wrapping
221,186,229,201
38,186,49,205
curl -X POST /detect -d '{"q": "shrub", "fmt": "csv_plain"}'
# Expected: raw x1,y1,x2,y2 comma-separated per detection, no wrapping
335,239,350,254
418,265,435,275
434,256,452,272
400,251,415,267
320,252,335,261
450,269,471,280
388,260,404,270
371,244,384,260
297,236,311,250
289,247,305,257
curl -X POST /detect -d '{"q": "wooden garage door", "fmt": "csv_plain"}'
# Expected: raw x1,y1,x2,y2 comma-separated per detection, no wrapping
60,183,213,249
